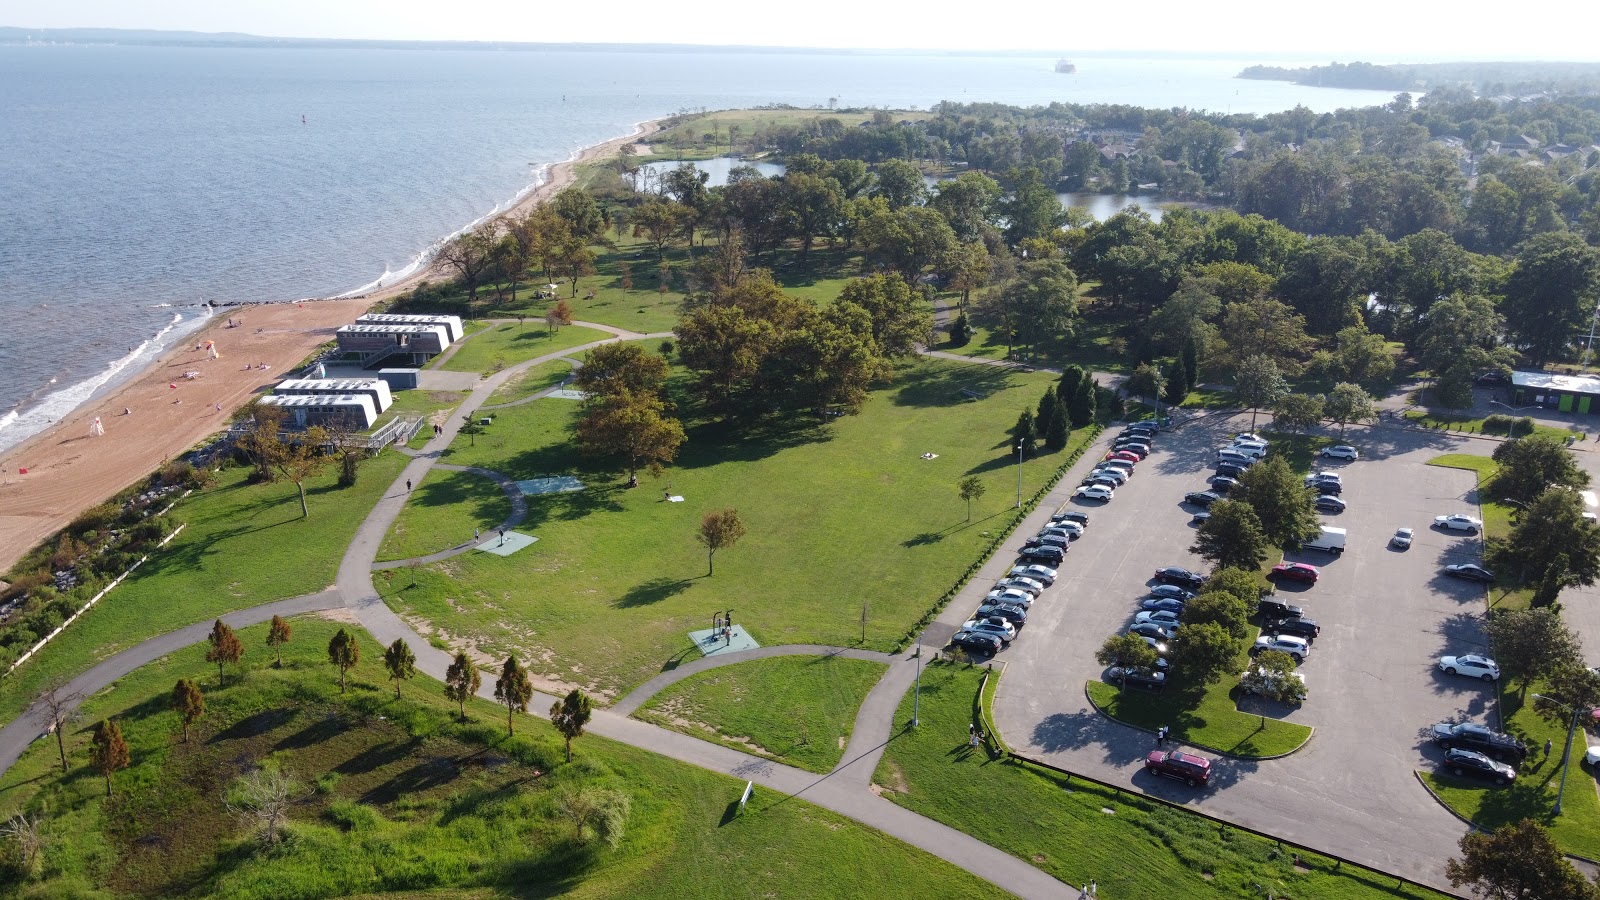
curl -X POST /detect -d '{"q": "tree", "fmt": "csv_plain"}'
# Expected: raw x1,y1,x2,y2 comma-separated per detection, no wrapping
1487,488,1600,607
1035,387,1058,444
494,655,534,737
1447,819,1599,900
1180,332,1200,388
576,344,670,399
274,424,333,518
205,619,243,688
1533,663,1600,740
1483,607,1584,699
1503,233,1600,366
1181,590,1255,641
994,259,1078,356
837,273,933,359
384,638,416,700
698,508,747,576
238,404,288,484
1203,567,1266,606
574,390,686,486
38,680,81,774
1162,364,1189,407
1,812,45,878
1010,409,1036,458
550,688,594,763
1235,355,1289,430
1243,650,1308,705
444,651,481,720
1126,364,1165,406
88,719,129,797
1489,435,1591,506
555,786,631,848
870,158,926,209
1272,393,1324,434
958,475,987,522
170,678,204,743
1323,382,1377,438
1419,293,1513,409
631,196,684,259
1234,456,1320,548
437,228,496,303
226,766,297,847
1168,621,1238,685
1069,373,1096,428
266,615,292,668
327,627,360,694
1001,166,1066,245
1151,279,1220,359
780,171,845,259
1219,299,1312,375
1095,633,1160,693
1044,393,1070,452
1192,501,1272,573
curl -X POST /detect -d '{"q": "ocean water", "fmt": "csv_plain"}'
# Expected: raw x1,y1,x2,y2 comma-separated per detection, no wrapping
0,45,1397,452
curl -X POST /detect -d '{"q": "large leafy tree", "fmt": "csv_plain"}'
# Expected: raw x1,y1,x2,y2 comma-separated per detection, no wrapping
779,171,845,259
1168,621,1238,685
1125,364,1165,405
1095,633,1159,693
1243,650,1307,705
1483,607,1584,699
1418,293,1513,409
1001,166,1067,246
837,273,933,359
1179,590,1254,641
1219,299,1312,375
1446,819,1599,900
574,343,670,401
1234,456,1319,548
1192,501,1272,573
1503,232,1600,365
870,159,926,209
1487,488,1600,607
1203,568,1266,606
993,259,1079,356
1272,393,1324,434
1235,354,1289,430
1489,434,1590,506
574,390,686,486
1322,382,1378,438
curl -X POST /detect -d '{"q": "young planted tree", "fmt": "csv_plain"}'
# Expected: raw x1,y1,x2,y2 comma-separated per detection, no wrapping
170,678,204,743
327,627,360,694
205,619,244,688
88,719,129,797
494,655,534,737
550,688,594,763
384,638,417,699
1095,633,1160,693
444,651,482,720
1447,819,1597,900
1010,408,1036,458
958,475,987,522
266,614,293,668
226,766,297,847
555,786,631,847
38,680,82,774
697,508,747,576
1192,500,1272,572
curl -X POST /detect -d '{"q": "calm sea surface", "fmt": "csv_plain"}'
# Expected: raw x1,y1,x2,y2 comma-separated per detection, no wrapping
0,45,1395,450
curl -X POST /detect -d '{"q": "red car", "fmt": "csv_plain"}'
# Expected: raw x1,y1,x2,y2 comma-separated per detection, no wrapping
1104,450,1140,463
1144,749,1211,786
1271,562,1320,583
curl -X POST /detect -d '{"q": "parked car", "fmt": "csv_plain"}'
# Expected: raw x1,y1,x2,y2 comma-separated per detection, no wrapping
1230,444,1268,460
1391,527,1414,549
1445,564,1495,583
1251,634,1309,661
1321,445,1359,460
1309,479,1343,496
1135,636,1171,659
1149,585,1196,601
1135,609,1183,629
1265,616,1321,641
1314,495,1347,512
1214,462,1246,479
1216,450,1253,467
1144,749,1212,786
1439,654,1500,681
1022,533,1071,550
1129,622,1176,642
1090,467,1130,485
1082,473,1121,490
1105,450,1141,464
1010,564,1057,585
1106,667,1165,690
1270,562,1320,583
950,631,1002,656
994,576,1045,596
1018,544,1066,565
1074,485,1115,502
1099,459,1136,474
976,603,1028,625
1154,567,1207,589
1139,597,1187,613
1257,598,1305,620
1184,490,1222,507
1434,514,1483,533
1432,722,1527,763
1126,422,1161,435
1306,471,1343,485
960,617,1016,644
1190,511,1212,525
1442,748,1516,786
1234,432,1266,443
984,588,1034,608
1207,475,1239,492
1042,522,1084,539
1054,510,1091,527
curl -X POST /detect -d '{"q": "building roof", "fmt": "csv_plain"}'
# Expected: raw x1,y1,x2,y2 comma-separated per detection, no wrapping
276,378,386,392
1511,370,1600,395
258,393,375,407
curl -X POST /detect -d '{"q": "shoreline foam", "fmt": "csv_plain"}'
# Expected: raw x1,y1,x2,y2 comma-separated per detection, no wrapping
0,116,662,575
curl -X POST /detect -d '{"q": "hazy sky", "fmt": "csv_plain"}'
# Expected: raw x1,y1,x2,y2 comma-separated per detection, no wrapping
7,0,1599,61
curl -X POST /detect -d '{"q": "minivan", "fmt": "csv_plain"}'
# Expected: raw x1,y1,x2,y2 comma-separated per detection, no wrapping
1216,449,1253,466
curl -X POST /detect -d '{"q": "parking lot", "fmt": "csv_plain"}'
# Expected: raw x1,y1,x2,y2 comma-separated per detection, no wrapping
936,415,1520,889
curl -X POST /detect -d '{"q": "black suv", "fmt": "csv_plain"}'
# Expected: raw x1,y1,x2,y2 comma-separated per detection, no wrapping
1257,598,1305,620
1432,722,1528,764
1154,567,1207,589
1442,748,1516,785
1265,616,1321,641
1018,545,1065,565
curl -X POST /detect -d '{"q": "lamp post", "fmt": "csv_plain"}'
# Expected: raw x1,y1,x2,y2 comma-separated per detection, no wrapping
912,643,923,727
1489,400,1541,437
1015,439,1025,508
1534,692,1582,815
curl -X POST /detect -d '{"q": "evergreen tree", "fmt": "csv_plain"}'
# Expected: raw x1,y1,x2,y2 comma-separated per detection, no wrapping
266,615,292,669
384,638,417,699
444,651,482,719
550,688,595,763
1163,364,1190,407
205,620,244,688
1010,408,1037,457
170,679,204,743
1059,364,1085,398
89,720,129,797
1036,387,1058,442
1181,332,1200,387
327,628,360,694
1044,395,1070,452
494,655,534,736
1069,373,1096,427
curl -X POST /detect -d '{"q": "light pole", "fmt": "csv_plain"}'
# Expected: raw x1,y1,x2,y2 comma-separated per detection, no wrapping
912,643,923,727
1534,693,1582,815
1489,400,1541,437
1015,439,1025,508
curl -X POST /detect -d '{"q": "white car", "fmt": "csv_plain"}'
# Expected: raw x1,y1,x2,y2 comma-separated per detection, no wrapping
1391,527,1414,549
1074,485,1115,501
1010,564,1057,585
1434,514,1483,533
1231,443,1268,459
1439,654,1500,682
994,576,1045,596
1322,445,1359,460
1235,432,1266,444
1251,635,1309,662
961,617,1016,643
1304,471,1343,486
1090,467,1130,485
985,588,1034,608
1050,520,1086,537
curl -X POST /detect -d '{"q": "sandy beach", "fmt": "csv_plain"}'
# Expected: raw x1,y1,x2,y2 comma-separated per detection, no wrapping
0,118,661,576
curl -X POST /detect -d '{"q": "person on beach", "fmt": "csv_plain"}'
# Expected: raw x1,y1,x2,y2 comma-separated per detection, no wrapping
123,407,131,416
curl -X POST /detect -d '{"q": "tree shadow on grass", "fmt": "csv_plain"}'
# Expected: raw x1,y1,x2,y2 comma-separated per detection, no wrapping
889,361,1020,408
670,416,833,470
613,576,696,608
334,739,418,777
361,755,463,805
274,710,349,753
207,708,295,746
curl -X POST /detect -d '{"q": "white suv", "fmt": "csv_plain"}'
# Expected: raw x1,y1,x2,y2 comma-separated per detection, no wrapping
1251,635,1309,662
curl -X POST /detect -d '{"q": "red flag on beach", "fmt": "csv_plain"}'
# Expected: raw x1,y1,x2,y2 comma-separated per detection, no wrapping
18,468,27,474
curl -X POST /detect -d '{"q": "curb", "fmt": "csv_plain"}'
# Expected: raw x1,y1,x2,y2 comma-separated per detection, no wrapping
1412,769,1600,870
1081,681,1315,762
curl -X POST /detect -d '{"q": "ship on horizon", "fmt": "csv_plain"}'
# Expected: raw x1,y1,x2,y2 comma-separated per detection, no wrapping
1055,59,1076,74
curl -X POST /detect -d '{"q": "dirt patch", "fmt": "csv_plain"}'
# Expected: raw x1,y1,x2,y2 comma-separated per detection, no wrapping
314,607,362,625
875,760,909,795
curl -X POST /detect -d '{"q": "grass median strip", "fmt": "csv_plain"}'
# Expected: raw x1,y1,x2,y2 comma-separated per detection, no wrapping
1086,678,1312,759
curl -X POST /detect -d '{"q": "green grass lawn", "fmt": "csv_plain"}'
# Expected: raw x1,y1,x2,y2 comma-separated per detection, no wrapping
0,617,996,900
1419,686,1600,859
371,387,469,442
377,468,514,562
0,452,409,729
1086,676,1312,759
875,662,1449,899
633,655,887,773
386,355,1086,702
440,322,610,374
484,359,576,406
1260,430,1338,475
1426,453,1525,607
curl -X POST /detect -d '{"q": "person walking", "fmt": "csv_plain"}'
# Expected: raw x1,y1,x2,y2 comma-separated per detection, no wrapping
406,479,412,492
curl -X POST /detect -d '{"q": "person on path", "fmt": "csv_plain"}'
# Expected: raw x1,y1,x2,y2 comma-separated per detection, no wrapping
1090,879,1097,897
474,527,480,543
1078,885,1088,899
1546,738,1554,758
406,479,412,492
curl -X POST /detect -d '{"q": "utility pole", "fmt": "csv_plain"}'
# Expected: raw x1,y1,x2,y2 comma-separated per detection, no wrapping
1015,440,1025,508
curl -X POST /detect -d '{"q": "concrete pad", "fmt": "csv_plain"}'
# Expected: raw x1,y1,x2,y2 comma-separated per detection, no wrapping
548,388,586,400
476,531,537,556
689,625,759,657
516,476,584,495
417,370,482,391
